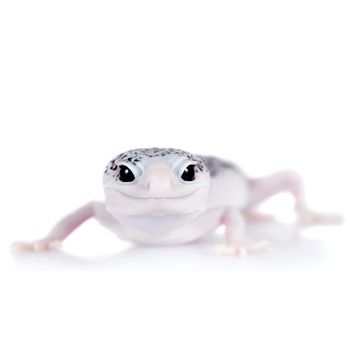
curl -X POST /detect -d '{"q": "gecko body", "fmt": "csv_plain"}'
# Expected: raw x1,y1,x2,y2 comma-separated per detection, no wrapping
13,148,342,255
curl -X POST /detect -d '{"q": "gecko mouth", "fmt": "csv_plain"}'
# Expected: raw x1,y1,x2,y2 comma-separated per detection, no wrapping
105,186,209,217
113,187,205,200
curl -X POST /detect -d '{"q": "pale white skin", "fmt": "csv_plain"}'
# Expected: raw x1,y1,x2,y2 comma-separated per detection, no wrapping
12,148,343,255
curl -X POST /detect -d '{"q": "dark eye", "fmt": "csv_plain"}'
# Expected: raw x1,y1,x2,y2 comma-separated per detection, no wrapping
119,165,135,182
181,165,196,181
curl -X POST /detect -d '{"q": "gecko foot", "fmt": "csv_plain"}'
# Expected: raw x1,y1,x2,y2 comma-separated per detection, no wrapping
297,210,344,226
213,240,271,256
11,240,62,253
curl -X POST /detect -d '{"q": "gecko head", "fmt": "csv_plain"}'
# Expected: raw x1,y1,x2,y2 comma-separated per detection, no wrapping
103,148,210,218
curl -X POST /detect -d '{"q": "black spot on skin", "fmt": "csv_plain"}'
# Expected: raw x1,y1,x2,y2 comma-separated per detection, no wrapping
105,148,213,178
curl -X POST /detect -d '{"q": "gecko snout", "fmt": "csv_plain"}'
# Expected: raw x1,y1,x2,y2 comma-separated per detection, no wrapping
143,160,177,192
145,174,176,191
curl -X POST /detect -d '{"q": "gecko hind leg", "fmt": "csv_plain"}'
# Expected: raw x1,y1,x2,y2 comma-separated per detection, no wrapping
12,201,117,252
245,170,343,226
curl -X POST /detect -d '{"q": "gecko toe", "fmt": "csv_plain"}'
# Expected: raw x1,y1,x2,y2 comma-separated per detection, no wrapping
11,240,62,253
213,240,271,256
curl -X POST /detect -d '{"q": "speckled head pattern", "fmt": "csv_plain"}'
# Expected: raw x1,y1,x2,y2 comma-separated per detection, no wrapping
104,147,209,181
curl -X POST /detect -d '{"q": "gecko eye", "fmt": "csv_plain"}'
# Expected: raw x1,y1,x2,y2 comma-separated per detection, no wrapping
119,165,135,182
181,165,196,181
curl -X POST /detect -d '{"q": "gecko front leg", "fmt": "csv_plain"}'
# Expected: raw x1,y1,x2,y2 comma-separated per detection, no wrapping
12,201,118,252
213,207,270,256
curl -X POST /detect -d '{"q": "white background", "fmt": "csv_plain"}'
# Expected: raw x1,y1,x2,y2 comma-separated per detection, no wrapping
0,1,349,349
